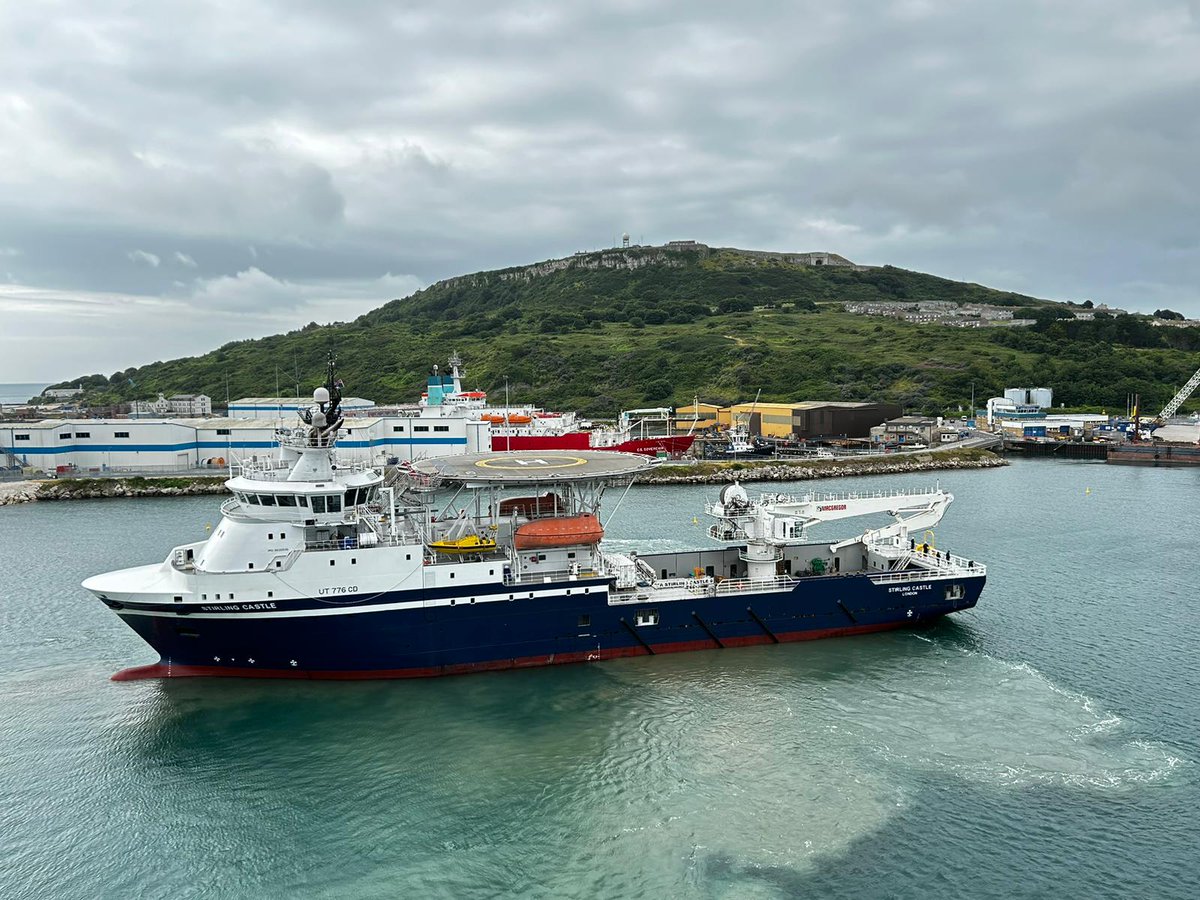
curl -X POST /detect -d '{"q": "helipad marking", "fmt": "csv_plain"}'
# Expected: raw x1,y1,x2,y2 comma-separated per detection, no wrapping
475,455,589,471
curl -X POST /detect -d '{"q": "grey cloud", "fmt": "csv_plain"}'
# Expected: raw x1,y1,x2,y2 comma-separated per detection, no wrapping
127,250,160,267
1,0,1200,379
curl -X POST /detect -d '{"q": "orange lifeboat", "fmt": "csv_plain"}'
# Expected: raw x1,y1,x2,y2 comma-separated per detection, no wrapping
506,413,532,424
514,514,604,550
481,413,507,424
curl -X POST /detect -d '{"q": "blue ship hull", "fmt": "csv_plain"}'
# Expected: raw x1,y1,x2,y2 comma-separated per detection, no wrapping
108,572,986,680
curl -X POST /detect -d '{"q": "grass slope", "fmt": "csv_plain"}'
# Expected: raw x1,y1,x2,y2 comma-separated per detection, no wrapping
44,247,1200,415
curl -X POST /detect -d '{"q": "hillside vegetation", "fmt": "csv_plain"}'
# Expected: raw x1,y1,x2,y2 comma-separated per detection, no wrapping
43,245,1200,416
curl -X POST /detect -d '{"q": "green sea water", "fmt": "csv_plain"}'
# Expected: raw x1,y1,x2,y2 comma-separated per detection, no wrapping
1,459,1197,899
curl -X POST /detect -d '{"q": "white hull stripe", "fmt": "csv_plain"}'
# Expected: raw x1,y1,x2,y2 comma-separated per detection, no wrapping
117,587,611,619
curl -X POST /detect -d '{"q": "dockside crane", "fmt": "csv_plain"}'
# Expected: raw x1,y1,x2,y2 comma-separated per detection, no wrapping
1155,364,1200,425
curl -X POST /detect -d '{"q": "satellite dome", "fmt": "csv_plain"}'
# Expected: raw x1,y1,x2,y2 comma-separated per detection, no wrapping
313,386,330,403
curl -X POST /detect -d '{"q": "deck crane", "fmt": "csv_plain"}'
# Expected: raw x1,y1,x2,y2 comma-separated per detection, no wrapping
1155,364,1200,424
706,483,954,581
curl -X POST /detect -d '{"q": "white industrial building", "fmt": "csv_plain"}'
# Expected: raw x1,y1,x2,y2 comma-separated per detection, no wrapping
2,415,488,475
228,396,375,419
131,393,213,417
1004,387,1053,409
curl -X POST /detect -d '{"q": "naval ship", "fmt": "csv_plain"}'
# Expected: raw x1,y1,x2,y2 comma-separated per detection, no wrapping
83,362,986,680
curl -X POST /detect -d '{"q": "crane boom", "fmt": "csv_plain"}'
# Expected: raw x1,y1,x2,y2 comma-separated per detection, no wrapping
1160,365,1200,420
706,484,952,545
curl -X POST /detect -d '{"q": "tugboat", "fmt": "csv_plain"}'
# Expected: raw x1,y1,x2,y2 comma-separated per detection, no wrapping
83,359,987,681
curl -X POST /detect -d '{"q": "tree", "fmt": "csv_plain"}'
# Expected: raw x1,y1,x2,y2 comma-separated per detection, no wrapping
1154,308,1185,321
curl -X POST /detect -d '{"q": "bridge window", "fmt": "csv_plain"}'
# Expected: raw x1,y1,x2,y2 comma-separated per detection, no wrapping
326,495,342,512
260,495,277,507
247,493,260,505
277,495,297,507
311,496,326,513
297,496,308,507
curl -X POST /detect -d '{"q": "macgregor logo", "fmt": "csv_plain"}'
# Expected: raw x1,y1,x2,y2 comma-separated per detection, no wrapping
818,503,848,511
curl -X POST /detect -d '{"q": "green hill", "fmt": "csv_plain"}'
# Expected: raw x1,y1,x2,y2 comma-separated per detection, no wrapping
43,244,1200,415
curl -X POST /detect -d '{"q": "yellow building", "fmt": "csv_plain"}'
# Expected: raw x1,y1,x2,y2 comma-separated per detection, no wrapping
675,402,722,431
729,402,798,438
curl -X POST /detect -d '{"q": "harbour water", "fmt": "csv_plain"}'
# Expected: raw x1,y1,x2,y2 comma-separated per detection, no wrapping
1,459,1197,899
0,382,50,405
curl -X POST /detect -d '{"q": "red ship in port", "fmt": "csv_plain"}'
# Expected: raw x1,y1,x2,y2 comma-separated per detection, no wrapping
485,409,695,457
422,354,696,458
488,427,696,457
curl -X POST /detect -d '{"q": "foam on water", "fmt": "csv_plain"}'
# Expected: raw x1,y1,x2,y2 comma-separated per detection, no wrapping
858,636,1188,790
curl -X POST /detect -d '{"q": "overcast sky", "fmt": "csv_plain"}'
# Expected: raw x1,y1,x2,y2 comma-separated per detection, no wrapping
2,0,1199,382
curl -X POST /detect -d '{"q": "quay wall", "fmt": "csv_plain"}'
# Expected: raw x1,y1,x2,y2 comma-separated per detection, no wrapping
0,476,227,506
636,449,1007,485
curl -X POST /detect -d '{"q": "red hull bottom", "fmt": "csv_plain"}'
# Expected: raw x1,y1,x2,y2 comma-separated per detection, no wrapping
112,620,904,682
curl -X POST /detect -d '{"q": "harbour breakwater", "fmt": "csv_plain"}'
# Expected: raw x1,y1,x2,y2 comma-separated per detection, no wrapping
638,448,1007,484
0,451,1006,506
0,476,228,506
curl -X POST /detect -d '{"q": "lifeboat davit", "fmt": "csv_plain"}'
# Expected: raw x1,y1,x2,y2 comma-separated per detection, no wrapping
498,493,565,517
514,514,604,550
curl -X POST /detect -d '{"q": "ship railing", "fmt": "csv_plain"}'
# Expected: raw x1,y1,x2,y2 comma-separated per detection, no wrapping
503,567,600,586
708,523,751,542
867,535,984,575
868,562,984,584
303,532,406,552
756,485,946,507
703,502,756,521
867,554,986,583
608,576,717,603
712,574,799,597
276,428,339,451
